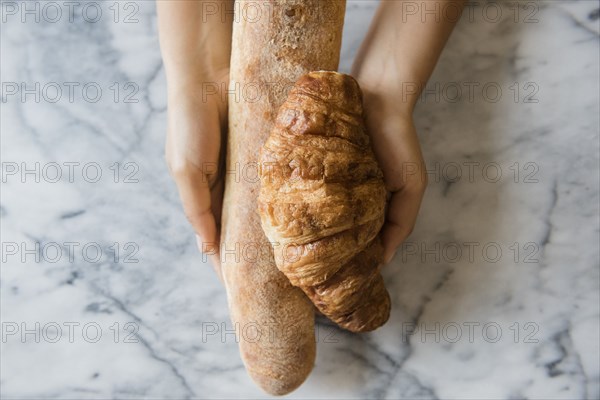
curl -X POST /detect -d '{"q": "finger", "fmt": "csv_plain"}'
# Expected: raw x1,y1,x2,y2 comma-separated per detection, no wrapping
196,234,223,283
173,165,220,247
176,169,223,279
205,176,224,281
361,113,427,264
381,180,426,263
208,163,225,227
166,96,224,270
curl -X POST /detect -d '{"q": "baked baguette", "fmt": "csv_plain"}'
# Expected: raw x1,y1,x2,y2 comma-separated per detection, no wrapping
258,71,391,332
220,1,346,395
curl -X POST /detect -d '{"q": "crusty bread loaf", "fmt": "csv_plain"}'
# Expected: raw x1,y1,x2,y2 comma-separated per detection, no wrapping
258,72,391,332
220,0,346,395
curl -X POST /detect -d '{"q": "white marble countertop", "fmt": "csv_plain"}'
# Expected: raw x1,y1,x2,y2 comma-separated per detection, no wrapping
1,0,599,398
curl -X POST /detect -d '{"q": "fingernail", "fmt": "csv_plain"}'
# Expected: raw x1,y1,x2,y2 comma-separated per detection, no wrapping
196,235,214,254
384,250,396,264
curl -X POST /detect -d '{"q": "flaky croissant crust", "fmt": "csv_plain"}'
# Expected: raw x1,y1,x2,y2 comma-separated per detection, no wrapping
258,71,390,332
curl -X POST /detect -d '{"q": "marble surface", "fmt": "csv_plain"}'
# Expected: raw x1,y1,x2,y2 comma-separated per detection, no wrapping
1,0,599,398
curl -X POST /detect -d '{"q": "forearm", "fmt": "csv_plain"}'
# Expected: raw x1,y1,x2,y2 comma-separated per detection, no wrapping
157,0,233,89
353,0,466,113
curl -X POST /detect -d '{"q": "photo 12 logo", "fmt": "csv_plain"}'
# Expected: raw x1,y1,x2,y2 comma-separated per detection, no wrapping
404,81,540,104
1,241,140,265
1,162,140,184
200,320,339,344
412,161,540,184
2,321,140,344
2,82,140,104
1,1,140,24
400,241,540,265
403,321,540,344
399,1,539,24
197,1,329,24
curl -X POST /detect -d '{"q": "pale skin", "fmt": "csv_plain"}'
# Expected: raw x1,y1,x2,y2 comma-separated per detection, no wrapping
157,0,466,276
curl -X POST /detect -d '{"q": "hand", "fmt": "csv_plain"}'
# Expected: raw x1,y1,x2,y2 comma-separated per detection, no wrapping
157,0,232,278
356,82,428,264
352,0,465,263
164,71,229,278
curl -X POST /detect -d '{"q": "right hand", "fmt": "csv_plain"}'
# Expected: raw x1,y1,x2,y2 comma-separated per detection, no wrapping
165,71,229,278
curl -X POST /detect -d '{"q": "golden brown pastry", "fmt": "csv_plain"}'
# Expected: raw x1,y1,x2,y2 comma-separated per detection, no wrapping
258,71,391,332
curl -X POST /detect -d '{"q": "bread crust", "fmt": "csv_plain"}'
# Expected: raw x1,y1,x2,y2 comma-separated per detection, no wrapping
221,1,346,395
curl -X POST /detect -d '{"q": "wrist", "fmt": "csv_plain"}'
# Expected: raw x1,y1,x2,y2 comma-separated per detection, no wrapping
354,62,419,117
166,65,229,97
358,77,416,120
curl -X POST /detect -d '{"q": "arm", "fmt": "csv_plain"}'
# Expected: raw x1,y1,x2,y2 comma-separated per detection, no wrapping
158,0,232,88
157,0,233,274
352,0,466,263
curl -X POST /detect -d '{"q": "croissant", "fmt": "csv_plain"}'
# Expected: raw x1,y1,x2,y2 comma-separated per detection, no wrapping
258,71,391,332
